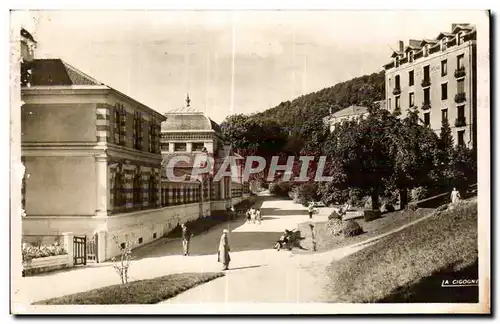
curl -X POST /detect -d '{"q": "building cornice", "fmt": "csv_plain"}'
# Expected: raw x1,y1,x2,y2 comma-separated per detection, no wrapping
385,40,476,73
21,86,166,121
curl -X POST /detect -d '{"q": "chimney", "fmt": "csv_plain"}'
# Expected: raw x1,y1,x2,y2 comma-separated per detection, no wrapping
452,23,469,31
398,40,404,52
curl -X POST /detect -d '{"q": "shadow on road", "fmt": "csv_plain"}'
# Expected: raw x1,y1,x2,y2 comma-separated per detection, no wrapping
127,194,307,261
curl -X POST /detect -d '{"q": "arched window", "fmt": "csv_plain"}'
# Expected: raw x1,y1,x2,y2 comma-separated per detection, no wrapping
133,171,142,208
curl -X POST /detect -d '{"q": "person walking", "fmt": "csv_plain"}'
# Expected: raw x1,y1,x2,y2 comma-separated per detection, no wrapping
451,187,461,204
256,208,262,224
308,202,316,219
181,223,193,256
218,229,231,270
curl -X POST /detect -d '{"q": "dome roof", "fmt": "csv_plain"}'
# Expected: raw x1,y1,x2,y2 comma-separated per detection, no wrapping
162,111,222,133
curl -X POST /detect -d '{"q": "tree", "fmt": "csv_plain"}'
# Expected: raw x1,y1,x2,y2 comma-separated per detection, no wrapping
437,116,455,190
321,110,396,210
388,110,440,208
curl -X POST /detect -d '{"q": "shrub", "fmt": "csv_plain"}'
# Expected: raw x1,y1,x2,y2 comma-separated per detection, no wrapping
269,181,293,197
382,203,395,213
407,202,418,211
327,219,344,237
328,210,343,221
292,183,319,205
411,186,428,202
343,220,364,238
22,243,66,262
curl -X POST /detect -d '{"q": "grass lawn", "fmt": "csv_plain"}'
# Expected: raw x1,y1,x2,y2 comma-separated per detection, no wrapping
33,272,224,305
323,198,478,303
296,207,433,253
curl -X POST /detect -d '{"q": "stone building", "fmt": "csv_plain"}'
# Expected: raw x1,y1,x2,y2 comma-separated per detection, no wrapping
323,105,370,132
19,29,250,262
160,96,249,215
383,23,477,149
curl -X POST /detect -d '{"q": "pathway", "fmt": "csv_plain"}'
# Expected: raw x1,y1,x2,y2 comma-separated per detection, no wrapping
14,193,439,306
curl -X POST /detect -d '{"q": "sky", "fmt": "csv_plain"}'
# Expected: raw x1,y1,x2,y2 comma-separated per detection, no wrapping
16,10,488,123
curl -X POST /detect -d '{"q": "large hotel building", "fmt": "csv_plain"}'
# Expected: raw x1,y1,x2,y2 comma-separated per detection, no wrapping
383,23,477,149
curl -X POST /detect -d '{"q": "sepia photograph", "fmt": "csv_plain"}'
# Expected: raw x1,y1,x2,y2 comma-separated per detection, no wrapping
8,7,490,315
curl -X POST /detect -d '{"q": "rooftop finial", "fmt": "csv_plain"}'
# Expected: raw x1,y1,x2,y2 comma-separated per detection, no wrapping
186,93,191,107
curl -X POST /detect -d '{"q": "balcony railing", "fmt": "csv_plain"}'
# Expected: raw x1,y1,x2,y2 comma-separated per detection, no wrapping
421,102,431,111
455,92,466,103
455,117,466,127
421,78,431,87
454,66,466,78
392,87,401,95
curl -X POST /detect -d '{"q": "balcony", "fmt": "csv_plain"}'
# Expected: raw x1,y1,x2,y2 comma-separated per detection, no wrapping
421,78,431,88
392,87,401,95
455,117,466,128
421,102,431,111
454,67,466,78
454,92,466,103
392,108,401,117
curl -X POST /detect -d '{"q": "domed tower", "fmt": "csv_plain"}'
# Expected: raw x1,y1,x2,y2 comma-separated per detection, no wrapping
160,95,232,210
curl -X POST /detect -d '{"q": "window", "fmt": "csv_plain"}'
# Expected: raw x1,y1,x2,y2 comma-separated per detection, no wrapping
388,98,391,110
457,79,465,93
457,32,462,46
114,105,126,145
441,60,447,77
149,174,157,207
409,70,414,86
442,109,448,121
395,75,401,89
395,96,401,110
441,39,447,51
457,105,465,119
114,169,124,209
409,92,415,107
441,83,448,100
133,172,142,207
114,109,121,144
457,54,465,69
174,143,187,152
160,143,169,151
192,142,205,152
424,112,430,126
409,51,414,63
424,88,430,105
423,65,430,81
458,130,465,146
133,112,143,150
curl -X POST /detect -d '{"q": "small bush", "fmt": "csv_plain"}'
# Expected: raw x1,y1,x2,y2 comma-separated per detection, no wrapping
269,181,293,197
292,183,319,205
382,203,395,213
328,210,343,221
343,220,364,238
411,186,428,202
22,243,66,262
407,202,418,211
327,219,344,236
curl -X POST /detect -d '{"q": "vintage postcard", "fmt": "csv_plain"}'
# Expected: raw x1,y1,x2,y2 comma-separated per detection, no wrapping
9,8,490,315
